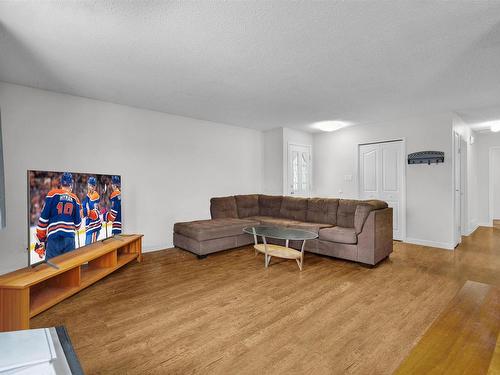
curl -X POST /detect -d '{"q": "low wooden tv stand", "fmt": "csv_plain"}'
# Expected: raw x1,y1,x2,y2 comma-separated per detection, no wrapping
0,234,143,332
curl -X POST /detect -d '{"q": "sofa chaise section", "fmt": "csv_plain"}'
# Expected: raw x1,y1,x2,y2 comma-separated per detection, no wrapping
173,217,259,258
173,194,393,266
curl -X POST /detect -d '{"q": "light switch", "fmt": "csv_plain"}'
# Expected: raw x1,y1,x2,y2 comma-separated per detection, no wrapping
344,174,352,182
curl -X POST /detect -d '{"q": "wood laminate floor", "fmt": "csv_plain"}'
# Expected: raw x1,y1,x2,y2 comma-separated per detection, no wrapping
32,226,500,374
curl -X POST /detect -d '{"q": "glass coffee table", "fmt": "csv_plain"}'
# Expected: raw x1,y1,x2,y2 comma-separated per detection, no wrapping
243,225,318,270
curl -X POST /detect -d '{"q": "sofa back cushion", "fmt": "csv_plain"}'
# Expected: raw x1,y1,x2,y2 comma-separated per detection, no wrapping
306,198,339,225
210,196,238,219
279,196,308,221
354,204,373,233
354,200,389,233
259,195,283,217
337,199,359,228
235,194,260,218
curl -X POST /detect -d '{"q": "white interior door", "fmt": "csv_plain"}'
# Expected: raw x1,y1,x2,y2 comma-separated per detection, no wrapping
453,132,461,246
288,144,311,197
359,141,404,240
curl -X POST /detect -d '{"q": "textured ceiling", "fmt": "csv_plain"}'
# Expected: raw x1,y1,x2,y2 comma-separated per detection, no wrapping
1,1,500,132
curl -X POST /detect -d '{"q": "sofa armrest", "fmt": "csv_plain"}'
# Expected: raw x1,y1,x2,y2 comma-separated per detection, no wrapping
357,207,393,265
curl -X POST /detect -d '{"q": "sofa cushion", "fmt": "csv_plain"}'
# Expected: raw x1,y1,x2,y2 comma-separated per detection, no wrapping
259,195,283,216
319,226,357,244
279,196,308,221
235,194,260,218
210,196,238,219
247,216,302,228
337,199,358,228
354,204,373,234
286,222,333,234
354,200,389,233
306,198,339,225
174,218,259,242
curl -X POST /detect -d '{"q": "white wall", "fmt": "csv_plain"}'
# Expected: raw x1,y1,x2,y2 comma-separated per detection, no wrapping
476,132,500,225
262,128,283,195
262,127,313,196
313,113,455,249
493,149,500,220
0,117,5,229
0,82,262,274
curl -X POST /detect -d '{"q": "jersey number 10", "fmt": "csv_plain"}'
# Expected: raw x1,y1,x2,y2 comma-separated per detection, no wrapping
56,202,74,215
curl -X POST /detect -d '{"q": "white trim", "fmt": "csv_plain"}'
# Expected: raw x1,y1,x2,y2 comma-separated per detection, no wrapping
452,131,462,246
356,138,407,242
402,138,407,242
142,243,171,252
463,224,479,236
489,147,500,226
404,237,455,250
477,221,493,228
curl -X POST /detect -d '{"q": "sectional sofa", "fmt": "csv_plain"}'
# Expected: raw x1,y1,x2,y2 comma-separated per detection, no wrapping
173,195,393,266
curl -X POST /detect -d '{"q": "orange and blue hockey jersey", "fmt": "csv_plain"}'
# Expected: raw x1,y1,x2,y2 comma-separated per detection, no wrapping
82,191,101,234
105,190,122,234
36,189,82,242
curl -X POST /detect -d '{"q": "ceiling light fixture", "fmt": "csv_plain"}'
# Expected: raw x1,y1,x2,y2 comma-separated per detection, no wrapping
312,120,351,132
472,119,500,133
491,121,500,133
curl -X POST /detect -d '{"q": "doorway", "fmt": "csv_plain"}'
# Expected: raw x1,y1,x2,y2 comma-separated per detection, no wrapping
287,143,311,197
453,132,462,246
490,147,500,224
358,140,405,241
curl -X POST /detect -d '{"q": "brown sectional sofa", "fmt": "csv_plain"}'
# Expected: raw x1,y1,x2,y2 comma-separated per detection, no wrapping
173,195,393,266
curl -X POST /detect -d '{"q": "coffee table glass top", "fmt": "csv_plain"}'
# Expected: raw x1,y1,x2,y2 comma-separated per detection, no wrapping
243,225,318,240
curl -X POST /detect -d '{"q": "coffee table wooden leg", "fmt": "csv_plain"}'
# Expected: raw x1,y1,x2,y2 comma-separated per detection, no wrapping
295,240,306,271
251,227,258,256
263,236,270,268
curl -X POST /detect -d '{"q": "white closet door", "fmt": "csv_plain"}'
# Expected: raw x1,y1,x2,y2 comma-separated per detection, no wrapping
359,143,380,199
359,141,404,240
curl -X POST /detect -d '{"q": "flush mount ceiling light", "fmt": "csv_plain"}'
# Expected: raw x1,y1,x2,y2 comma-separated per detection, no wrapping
312,121,351,132
491,121,500,132
476,120,500,132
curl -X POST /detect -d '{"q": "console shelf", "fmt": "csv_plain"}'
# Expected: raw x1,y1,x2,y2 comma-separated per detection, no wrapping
0,234,143,331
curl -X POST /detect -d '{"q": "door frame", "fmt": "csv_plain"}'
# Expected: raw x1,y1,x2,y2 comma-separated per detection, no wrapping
285,142,312,197
489,146,500,225
453,131,462,246
356,138,407,242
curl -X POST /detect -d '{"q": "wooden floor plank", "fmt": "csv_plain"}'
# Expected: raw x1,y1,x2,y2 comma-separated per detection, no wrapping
30,226,500,374
395,280,500,375
488,333,500,375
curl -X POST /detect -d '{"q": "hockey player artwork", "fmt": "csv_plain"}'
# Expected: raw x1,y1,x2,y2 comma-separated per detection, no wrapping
28,170,122,266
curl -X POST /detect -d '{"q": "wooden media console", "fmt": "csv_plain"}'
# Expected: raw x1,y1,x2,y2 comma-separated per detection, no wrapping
0,234,143,332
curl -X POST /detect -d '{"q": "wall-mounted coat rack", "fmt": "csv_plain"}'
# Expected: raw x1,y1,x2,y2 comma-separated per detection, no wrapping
408,151,444,165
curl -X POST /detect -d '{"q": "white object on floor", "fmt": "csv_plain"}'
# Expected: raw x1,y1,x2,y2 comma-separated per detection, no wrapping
0,328,57,374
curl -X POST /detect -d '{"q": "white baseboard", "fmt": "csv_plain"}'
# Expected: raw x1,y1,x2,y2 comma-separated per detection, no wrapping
463,224,480,236
477,222,493,228
404,237,455,250
142,243,172,253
